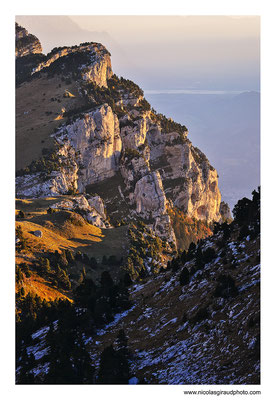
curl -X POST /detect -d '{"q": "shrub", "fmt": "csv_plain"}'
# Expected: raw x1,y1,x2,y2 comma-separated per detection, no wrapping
97,345,130,384
21,263,31,278
65,249,75,264
195,249,205,270
90,257,97,268
40,258,51,274
179,267,190,286
123,273,132,287
138,98,151,111
124,148,141,160
17,210,25,219
16,266,24,283
16,147,61,176
202,247,216,264
232,187,260,228
213,274,238,298
75,251,83,261
100,271,114,288
238,225,250,240
157,113,188,135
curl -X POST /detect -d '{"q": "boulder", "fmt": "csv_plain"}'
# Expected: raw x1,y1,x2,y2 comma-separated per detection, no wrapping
33,230,43,238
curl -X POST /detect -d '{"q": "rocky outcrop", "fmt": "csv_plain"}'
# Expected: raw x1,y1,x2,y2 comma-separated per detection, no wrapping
147,129,221,223
131,172,176,244
15,25,228,244
15,23,42,57
16,142,78,198
50,194,111,228
120,111,150,150
31,43,112,87
219,201,232,222
134,172,167,217
55,104,122,191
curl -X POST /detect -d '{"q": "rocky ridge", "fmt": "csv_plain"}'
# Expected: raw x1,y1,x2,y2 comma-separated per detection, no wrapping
16,25,229,251
16,23,42,58
31,42,112,87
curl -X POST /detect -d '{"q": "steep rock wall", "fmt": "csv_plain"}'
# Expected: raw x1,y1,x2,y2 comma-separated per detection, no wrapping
15,25,227,248
55,104,122,191
31,43,112,87
16,142,78,198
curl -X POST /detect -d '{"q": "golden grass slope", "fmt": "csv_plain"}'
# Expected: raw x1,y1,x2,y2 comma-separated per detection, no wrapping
16,271,72,303
16,196,128,260
16,196,129,302
16,76,86,170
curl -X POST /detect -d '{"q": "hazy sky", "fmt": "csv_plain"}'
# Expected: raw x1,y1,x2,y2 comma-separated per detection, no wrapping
16,15,260,91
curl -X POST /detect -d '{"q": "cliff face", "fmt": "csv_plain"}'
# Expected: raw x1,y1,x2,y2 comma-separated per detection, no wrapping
15,23,42,57
16,24,226,249
16,141,78,198
31,43,112,87
56,104,121,191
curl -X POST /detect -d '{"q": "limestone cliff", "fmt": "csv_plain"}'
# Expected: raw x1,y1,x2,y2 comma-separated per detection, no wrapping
31,43,112,87
219,201,232,222
54,104,121,191
49,194,111,229
16,141,78,198
16,24,228,249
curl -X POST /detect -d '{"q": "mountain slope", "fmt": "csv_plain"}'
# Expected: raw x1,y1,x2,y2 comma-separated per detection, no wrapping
16,25,228,254
16,189,260,384
14,24,260,386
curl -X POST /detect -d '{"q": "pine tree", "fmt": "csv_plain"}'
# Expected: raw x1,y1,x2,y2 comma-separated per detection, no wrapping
123,272,132,287
100,271,114,289
179,267,190,286
181,250,187,264
97,344,130,384
18,210,25,219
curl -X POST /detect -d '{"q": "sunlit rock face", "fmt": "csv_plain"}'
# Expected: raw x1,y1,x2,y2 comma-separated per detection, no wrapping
50,194,111,229
120,111,150,150
16,142,78,198
145,126,221,224
134,171,167,217
132,171,176,244
219,201,232,222
15,23,42,57
55,104,122,191
15,25,226,247
31,43,112,87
